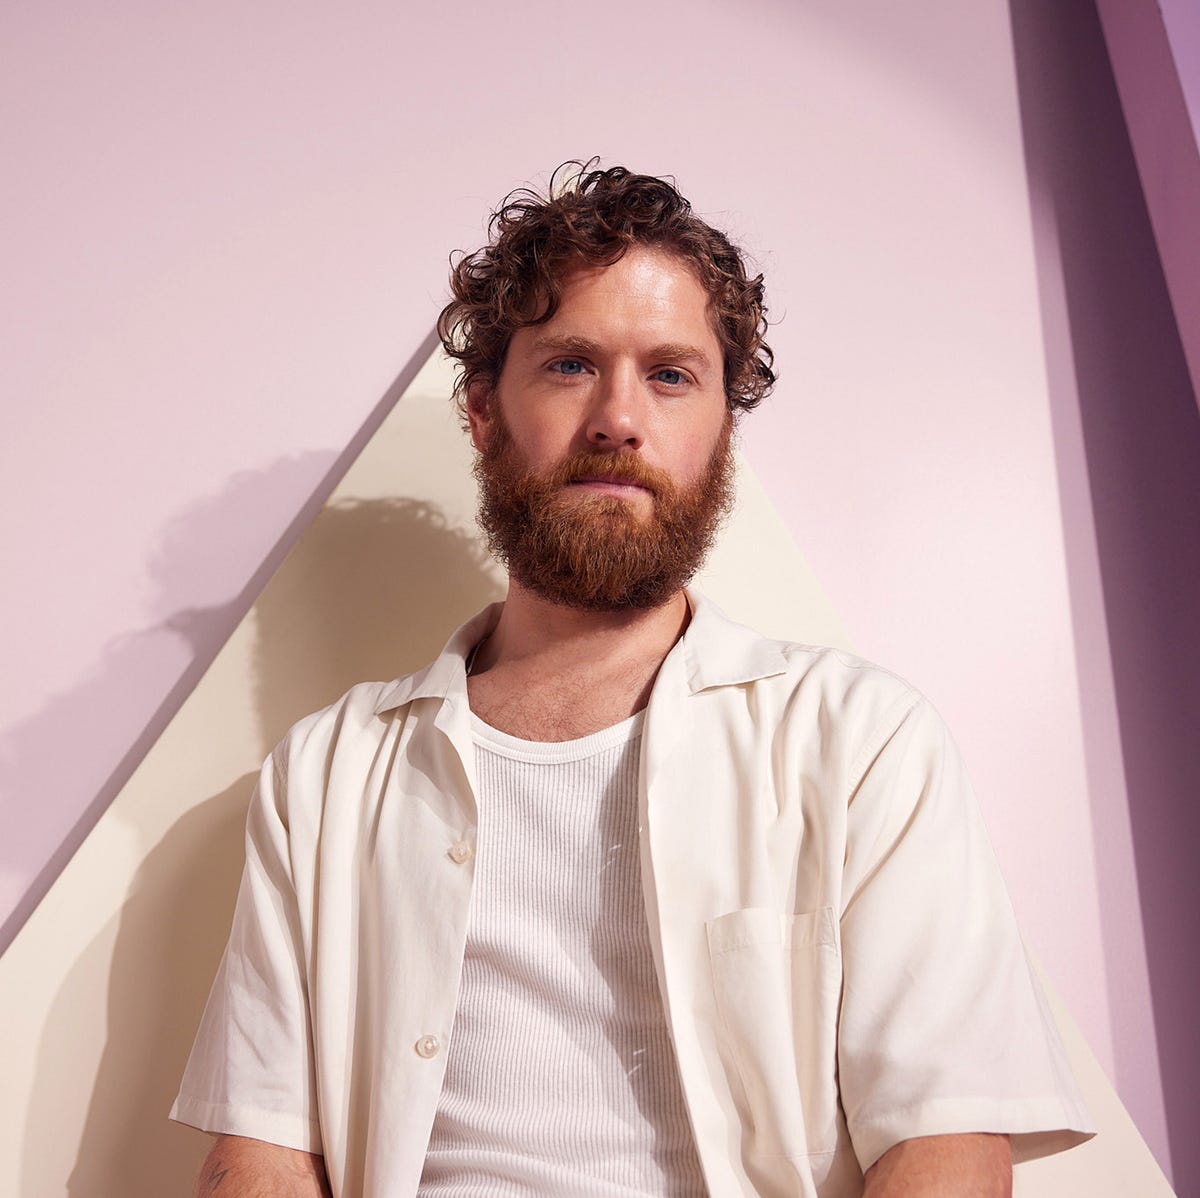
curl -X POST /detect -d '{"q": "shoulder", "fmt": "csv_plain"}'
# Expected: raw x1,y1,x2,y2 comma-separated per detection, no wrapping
688,593,914,705
782,643,925,735
730,633,925,740
684,593,930,745
780,641,917,702
269,679,407,787
755,647,939,792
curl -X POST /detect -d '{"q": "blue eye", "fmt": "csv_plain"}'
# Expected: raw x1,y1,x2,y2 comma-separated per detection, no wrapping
655,368,685,385
553,359,585,375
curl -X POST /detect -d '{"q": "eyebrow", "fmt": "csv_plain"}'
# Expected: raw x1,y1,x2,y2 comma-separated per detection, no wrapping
528,334,714,369
529,334,603,356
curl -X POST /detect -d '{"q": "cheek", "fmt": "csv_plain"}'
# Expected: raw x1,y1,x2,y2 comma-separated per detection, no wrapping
518,412,585,458
683,409,731,461
497,427,568,476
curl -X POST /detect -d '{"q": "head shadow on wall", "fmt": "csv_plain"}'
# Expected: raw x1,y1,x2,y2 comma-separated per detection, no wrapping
252,494,505,744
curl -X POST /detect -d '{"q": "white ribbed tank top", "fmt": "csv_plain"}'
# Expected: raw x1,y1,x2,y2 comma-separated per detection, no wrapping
417,711,707,1197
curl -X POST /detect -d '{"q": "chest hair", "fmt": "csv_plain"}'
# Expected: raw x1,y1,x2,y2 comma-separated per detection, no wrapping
467,663,653,742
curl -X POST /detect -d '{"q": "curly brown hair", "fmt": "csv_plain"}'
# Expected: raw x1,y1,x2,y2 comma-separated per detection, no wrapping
437,161,775,424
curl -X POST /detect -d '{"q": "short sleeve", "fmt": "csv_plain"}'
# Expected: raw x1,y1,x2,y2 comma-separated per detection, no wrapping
169,748,322,1152
836,694,1094,1173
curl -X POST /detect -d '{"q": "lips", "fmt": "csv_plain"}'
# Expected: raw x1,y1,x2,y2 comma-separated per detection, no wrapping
567,476,653,496
571,475,649,488
553,450,667,497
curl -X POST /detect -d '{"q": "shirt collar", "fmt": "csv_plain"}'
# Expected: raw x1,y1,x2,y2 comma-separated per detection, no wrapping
372,589,790,715
678,590,792,692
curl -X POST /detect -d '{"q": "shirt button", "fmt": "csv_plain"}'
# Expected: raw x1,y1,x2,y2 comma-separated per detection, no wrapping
447,840,473,864
415,1034,440,1059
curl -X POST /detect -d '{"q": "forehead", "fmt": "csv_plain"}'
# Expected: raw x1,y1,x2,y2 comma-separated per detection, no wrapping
539,245,719,346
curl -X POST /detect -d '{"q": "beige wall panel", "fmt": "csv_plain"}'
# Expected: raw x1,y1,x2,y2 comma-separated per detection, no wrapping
1014,959,1174,1195
0,352,1167,1195
1,615,262,1197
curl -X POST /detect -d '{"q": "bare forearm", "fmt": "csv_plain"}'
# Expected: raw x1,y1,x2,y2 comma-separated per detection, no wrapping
863,1133,1012,1197
194,1134,332,1198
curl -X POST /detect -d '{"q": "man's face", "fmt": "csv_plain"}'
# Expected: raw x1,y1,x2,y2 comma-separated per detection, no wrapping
468,245,735,610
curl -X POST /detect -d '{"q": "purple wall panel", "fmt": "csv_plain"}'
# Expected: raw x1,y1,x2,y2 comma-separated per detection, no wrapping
1094,0,1200,411
1011,1,1200,1189
1159,0,1200,137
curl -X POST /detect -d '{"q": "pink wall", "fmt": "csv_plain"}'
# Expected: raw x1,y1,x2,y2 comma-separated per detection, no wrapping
1,0,1193,1186
2,0,805,945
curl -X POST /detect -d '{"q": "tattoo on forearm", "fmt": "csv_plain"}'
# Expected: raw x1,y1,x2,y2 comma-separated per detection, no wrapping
205,1162,230,1191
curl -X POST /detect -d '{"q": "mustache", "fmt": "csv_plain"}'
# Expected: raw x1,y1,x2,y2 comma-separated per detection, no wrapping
543,451,673,496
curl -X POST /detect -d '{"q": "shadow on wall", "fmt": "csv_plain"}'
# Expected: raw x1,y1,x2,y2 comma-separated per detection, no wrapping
24,494,502,1197
46,777,251,1197
252,496,503,746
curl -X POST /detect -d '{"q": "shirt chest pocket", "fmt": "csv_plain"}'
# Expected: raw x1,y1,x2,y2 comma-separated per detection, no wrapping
706,906,843,1160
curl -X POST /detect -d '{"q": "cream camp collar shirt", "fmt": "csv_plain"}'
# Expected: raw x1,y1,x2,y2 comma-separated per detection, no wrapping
172,592,1092,1197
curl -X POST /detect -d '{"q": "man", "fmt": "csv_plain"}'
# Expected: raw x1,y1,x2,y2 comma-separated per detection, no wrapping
173,164,1092,1196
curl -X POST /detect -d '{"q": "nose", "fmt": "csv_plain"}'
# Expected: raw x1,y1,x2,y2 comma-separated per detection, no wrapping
585,364,645,450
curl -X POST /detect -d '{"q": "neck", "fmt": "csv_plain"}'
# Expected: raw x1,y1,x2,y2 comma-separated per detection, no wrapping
471,582,691,678
464,582,691,740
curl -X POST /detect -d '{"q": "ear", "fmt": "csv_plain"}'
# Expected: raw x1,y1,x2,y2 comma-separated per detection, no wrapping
466,377,494,452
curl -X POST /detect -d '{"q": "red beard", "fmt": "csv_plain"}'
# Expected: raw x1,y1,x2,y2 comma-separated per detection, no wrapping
474,412,736,611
